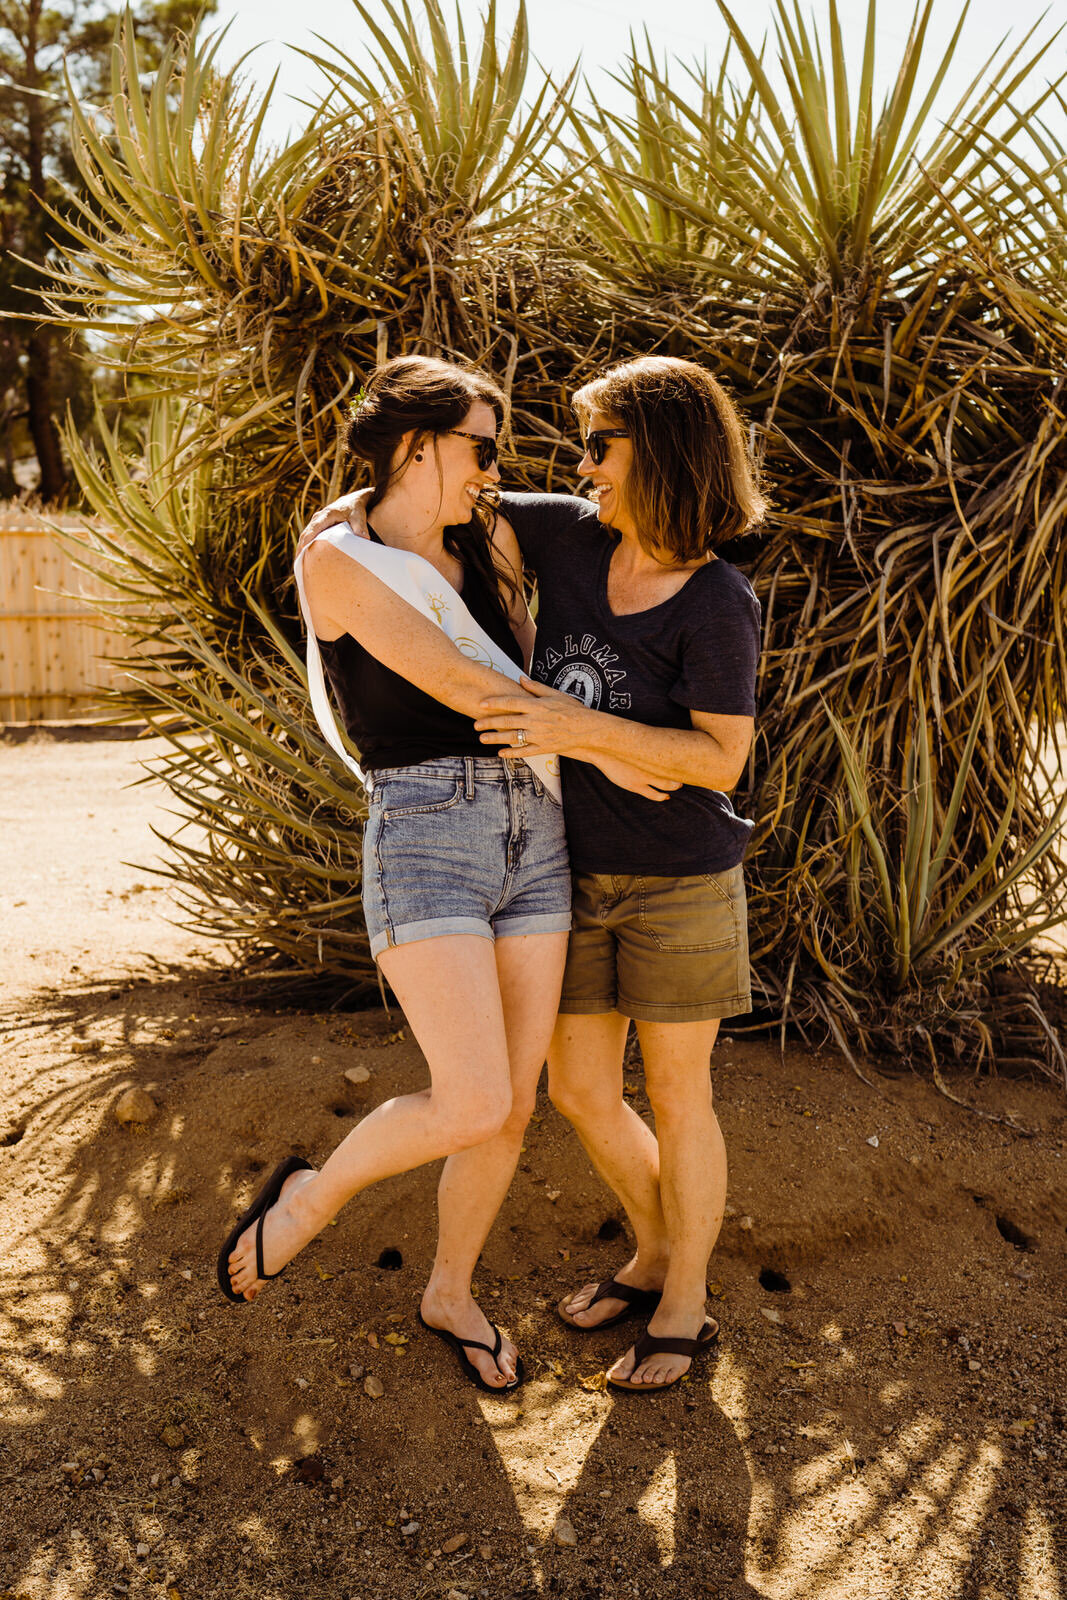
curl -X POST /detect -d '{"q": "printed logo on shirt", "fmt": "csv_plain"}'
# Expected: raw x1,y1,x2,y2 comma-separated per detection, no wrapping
535,632,631,711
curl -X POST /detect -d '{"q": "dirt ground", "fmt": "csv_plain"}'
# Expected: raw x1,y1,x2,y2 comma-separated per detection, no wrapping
1,735,1065,1600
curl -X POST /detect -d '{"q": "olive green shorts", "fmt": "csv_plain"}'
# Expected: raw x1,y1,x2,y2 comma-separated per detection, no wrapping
558,864,751,1023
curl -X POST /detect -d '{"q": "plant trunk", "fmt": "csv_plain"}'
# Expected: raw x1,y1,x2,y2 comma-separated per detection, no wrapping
23,0,68,502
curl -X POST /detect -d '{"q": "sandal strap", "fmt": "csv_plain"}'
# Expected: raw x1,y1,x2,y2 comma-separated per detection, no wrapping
589,1278,659,1309
457,1323,503,1359
631,1322,716,1365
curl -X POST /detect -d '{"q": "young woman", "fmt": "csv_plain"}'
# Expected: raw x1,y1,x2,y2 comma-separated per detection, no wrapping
217,356,669,1394
306,356,765,1393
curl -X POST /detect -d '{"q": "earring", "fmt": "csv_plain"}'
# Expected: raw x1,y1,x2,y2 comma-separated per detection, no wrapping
415,452,424,462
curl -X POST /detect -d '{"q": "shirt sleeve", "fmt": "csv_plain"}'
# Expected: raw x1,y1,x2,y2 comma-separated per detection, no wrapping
669,582,761,717
496,491,594,576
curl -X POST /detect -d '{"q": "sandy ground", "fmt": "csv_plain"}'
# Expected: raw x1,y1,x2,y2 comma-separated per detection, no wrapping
0,735,1065,1600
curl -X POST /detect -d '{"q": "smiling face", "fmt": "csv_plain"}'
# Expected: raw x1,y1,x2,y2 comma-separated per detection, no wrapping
410,399,501,526
578,408,636,538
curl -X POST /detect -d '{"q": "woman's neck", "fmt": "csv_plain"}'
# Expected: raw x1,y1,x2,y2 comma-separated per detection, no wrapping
368,488,448,556
612,524,705,575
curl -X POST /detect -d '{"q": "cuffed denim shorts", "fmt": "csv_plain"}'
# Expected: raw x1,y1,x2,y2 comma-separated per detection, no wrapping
361,756,572,960
559,864,751,1022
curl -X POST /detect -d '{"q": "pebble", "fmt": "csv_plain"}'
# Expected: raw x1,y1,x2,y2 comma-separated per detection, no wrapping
739,1216,754,1231
136,1544,150,1558
445,1590,469,1600
441,1533,468,1554
364,1375,385,1399
867,1135,880,1149
160,1426,185,1449
554,1518,577,1547
401,1521,420,1537
348,1364,365,1380
478,1544,492,1560
344,1065,371,1085
968,1359,982,1372
760,1307,783,1325
115,1088,158,1125
295,1377,309,1389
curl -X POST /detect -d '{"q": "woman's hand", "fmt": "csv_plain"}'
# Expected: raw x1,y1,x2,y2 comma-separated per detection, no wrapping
585,754,682,802
476,677,681,801
295,488,373,562
475,676,600,758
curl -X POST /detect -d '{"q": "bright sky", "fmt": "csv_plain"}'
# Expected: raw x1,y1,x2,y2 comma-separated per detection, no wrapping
211,0,1062,147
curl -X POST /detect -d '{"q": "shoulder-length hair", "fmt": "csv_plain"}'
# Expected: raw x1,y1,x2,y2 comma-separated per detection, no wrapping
571,357,767,561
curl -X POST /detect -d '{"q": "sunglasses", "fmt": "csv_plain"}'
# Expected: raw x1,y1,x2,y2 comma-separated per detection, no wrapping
584,428,630,466
444,429,498,471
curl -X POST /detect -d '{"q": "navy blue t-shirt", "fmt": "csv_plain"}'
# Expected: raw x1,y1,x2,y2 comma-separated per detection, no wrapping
499,491,761,875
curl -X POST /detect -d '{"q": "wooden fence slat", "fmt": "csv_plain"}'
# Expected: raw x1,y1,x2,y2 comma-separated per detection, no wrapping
0,520,135,723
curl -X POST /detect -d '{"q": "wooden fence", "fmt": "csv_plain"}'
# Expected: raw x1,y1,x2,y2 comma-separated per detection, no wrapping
0,515,131,723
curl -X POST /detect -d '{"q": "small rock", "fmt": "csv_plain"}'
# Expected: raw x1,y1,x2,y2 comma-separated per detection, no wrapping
71,1039,101,1055
60,1461,79,1474
344,1065,371,1085
115,1087,158,1125
348,1363,365,1380
967,1359,982,1372
478,1544,492,1560
295,1377,309,1389
739,1215,754,1231
760,1307,783,1325
445,1590,469,1600
866,1135,880,1149
554,1518,577,1547
401,1521,420,1537
136,1544,150,1558
441,1533,468,1554
160,1425,185,1449
311,1055,322,1065
150,1474,160,1488
364,1374,384,1399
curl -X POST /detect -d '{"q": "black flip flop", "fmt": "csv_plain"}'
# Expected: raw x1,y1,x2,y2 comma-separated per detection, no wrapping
417,1310,526,1394
606,1316,720,1393
216,1155,313,1304
557,1276,663,1331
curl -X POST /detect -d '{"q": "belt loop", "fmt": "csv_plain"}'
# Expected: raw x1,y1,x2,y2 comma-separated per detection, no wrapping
464,756,475,800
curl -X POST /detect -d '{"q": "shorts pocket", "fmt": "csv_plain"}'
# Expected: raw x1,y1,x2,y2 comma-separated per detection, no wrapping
379,776,465,820
637,872,740,954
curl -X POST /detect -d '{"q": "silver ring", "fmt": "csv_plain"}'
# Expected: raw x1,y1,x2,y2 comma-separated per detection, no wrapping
516,728,528,748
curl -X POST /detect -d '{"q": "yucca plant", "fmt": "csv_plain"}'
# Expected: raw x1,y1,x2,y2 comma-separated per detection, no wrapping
46,1,606,991
42,0,1067,1077
572,0,1067,1080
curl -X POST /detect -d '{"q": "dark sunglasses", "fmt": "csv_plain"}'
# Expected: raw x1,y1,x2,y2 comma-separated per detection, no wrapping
584,428,630,465
444,429,498,471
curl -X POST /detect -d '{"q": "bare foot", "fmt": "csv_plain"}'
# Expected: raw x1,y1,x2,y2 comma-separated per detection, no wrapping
420,1289,520,1389
227,1167,321,1301
560,1254,666,1329
608,1309,716,1387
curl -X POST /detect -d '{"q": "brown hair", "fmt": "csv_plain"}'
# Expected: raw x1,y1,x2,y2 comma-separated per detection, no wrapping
571,356,767,561
342,355,518,618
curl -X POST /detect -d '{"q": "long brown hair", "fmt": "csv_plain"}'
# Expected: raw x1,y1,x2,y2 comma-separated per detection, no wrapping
572,356,767,560
342,355,519,620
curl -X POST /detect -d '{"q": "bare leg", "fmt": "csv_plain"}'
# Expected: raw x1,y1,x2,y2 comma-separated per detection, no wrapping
547,1012,671,1326
422,931,569,1386
227,935,512,1300
608,1018,726,1386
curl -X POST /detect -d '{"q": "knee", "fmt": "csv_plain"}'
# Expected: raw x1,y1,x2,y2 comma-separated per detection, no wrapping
548,1070,613,1128
646,1073,712,1125
438,1082,514,1149
498,1088,537,1146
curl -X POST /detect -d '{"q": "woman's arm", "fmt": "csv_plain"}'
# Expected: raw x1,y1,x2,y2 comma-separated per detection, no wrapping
302,540,522,716
474,677,753,791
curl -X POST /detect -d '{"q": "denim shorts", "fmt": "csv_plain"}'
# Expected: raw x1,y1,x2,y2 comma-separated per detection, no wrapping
361,756,572,960
559,864,751,1022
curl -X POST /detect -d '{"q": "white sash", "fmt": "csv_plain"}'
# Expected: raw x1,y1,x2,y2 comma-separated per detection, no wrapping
294,525,562,800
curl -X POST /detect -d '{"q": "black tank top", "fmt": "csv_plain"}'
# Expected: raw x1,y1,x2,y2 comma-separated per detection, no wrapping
316,529,524,772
